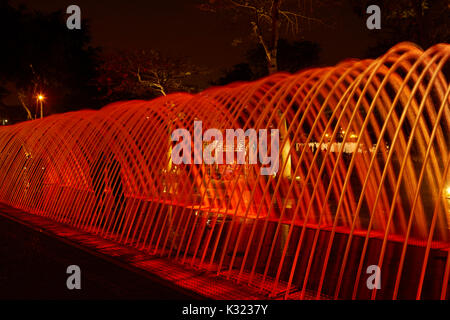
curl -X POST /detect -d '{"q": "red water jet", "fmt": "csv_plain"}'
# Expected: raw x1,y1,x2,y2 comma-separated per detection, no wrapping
0,42,449,299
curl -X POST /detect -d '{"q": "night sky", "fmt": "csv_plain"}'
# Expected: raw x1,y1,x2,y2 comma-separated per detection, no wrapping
11,0,370,68
2,0,380,109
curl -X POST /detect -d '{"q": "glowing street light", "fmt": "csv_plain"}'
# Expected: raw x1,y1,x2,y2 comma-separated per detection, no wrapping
37,94,45,119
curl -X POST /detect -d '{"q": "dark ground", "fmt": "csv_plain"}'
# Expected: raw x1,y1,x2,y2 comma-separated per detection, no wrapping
0,211,202,300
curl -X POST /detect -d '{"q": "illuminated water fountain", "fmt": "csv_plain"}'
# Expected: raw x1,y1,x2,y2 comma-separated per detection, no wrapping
0,42,449,299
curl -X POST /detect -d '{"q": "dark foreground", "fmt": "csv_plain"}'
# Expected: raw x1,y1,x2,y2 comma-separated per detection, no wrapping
0,210,201,300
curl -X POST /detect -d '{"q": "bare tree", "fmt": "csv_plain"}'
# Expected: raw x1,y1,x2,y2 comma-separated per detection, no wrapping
16,64,46,120
96,49,199,100
17,90,34,120
200,0,326,74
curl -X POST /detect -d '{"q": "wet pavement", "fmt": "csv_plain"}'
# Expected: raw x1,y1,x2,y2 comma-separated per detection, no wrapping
0,210,201,300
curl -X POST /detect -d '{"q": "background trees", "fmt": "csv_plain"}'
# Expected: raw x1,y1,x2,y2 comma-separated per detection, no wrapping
350,0,450,56
0,1,205,121
215,39,320,85
199,0,332,74
95,49,200,102
0,1,98,119
1,0,448,124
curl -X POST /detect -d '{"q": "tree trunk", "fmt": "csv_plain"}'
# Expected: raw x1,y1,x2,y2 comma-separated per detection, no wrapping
414,0,426,46
268,0,281,74
267,55,278,74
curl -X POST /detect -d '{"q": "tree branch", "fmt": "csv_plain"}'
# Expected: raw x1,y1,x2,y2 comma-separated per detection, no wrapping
136,67,167,96
17,91,34,120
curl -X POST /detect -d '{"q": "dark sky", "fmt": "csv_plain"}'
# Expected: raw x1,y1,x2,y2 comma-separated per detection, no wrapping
11,0,371,69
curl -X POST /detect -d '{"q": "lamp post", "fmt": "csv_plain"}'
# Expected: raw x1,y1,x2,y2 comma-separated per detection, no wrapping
37,94,45,119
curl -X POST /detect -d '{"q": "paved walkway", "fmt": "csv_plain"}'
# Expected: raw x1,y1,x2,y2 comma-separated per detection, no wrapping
0,206,202,300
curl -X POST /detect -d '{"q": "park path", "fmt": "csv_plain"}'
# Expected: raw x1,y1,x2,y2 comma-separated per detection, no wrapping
0,204,202,300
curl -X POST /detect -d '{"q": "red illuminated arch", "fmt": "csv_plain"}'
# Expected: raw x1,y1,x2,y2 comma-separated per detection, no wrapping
0,42,449,299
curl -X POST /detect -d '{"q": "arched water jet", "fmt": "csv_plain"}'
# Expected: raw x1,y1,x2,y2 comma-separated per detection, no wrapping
0,42,449,299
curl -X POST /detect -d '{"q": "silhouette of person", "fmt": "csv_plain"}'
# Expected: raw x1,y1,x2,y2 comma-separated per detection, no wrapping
90,151,125,234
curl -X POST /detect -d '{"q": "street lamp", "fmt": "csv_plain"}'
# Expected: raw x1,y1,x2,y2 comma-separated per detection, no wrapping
37,94,45,119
